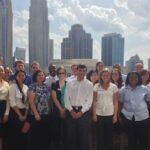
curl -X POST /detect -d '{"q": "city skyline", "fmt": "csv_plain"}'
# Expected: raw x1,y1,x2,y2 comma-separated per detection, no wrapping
12,0,150,66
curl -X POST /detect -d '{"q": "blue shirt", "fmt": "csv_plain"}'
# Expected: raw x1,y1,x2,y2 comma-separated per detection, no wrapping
119,85,150,121
10,74,32,87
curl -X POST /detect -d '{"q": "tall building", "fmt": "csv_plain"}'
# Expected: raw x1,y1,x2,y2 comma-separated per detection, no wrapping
126,54,143,73
148,59,150,70
14,47,26,61
102,33,124,66
29,0,49,69
61,24,93,59
49,39,54,60
0,0,13,67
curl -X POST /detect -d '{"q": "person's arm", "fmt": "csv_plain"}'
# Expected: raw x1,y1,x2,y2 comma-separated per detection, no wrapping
28,91,41,120
52,90,65,118
113,92,119,123
92,91,97,122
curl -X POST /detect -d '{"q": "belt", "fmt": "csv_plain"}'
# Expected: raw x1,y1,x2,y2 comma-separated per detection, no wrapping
72,106,82,112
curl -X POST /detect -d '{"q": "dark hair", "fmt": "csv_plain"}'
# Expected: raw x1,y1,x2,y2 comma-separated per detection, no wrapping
48,63,56,72
86,70,96,80
111,69,123,88
125,71,142,86
56,66,66,76
14,60,24,67
140,69,150,85
14,70,26,104
77,64,87,71
32,70,45,83
95,61,104,73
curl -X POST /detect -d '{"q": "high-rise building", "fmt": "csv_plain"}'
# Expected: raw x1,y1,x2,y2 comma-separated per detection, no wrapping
102,33,124,66
148,59,150,70
0,0,13,67
49,39,54,60
29,0,49,69
126,54,143,73
14,47,26,61
61,24,93,59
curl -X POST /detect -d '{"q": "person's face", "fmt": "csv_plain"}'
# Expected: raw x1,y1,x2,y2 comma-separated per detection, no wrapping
49,66,56,77
111,70,120,82
4,68,11,78
16,63,25,71
58,69,66,80
90,72,98,84
101,71,110,84
37,72,45,83
97,63,104,72
71,65,77,75
135,64,143,73
129,73,138,87
141,73,149,84
31,64,39,73
77,67,87,81
16,72,26,83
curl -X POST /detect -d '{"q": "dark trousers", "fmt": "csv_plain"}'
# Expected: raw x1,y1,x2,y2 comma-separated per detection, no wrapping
27,115,50,150
122,114,149,150
66,111,90,150
0,101,6,137
6,109,27,150
96,115,113,150
50,115,66,150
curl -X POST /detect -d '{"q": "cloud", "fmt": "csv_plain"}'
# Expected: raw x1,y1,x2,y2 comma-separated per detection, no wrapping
127,0,150,18
113,0,128,9
13,10,29,60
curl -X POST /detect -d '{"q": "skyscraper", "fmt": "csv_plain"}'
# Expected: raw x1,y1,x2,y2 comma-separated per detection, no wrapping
29,0,49,69
0,0,13,67
61,24,93,59
14,47,26,61
102,33,124,66
49,39,54,60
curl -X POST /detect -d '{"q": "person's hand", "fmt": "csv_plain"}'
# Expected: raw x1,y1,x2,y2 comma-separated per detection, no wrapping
19,115,26,122
113,115,117,124
70,110,77,119
92,115,97,122
2,115,9,124
76,111,83,119
60,109,66,119
35,113,41,121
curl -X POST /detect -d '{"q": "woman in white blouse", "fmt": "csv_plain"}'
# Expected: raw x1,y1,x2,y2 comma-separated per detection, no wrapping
92,68,118,150
0,66,9,150
8,70,28,150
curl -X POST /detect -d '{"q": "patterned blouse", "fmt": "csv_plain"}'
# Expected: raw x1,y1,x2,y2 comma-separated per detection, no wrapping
28,83,50,115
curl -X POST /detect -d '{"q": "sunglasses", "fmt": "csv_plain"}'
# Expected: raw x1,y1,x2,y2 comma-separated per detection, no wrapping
59,72,65,75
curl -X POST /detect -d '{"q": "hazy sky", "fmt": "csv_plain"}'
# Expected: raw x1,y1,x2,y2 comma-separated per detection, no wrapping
12,0,150,66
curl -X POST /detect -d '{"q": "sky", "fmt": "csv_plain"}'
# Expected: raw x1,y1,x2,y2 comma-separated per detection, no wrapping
12,0,150,66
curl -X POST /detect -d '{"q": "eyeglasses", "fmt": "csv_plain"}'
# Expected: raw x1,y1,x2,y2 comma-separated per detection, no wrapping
58,72,65,75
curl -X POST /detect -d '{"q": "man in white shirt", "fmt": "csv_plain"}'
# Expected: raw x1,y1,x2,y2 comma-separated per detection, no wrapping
66,64,77,82
64,64,93,150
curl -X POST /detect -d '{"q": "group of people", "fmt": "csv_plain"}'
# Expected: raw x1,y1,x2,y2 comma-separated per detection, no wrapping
0,60,150,150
